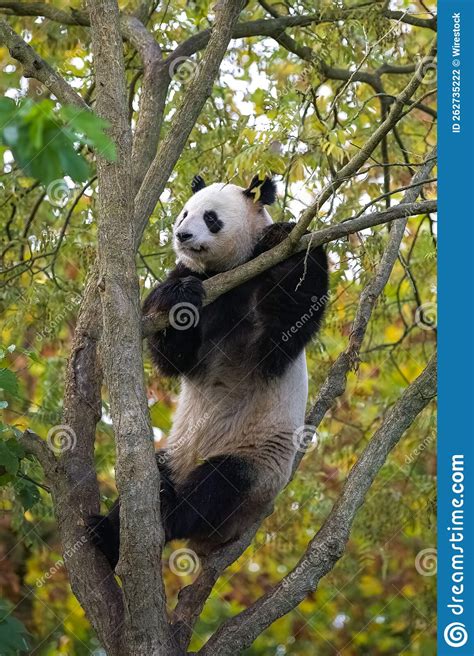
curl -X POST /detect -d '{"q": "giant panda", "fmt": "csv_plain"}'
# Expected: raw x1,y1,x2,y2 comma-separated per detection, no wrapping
88,175,329,569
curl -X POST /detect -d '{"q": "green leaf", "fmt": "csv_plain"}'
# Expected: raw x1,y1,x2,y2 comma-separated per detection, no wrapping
0,442,19,474
5,438,25,459
0,369,18,395
0,97,17,126
60,106,117,160
15,478,41,510
0,600,30,655
0,99,114,184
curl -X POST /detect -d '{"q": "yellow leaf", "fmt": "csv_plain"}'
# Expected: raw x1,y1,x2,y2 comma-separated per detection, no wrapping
359,574,383,596
384,324,404,342
401,583,417,598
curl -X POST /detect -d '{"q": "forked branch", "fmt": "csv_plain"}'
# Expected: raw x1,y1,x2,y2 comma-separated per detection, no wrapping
200,354,437,655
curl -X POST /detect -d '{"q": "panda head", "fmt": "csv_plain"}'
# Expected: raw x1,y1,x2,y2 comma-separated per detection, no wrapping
172,175,277,273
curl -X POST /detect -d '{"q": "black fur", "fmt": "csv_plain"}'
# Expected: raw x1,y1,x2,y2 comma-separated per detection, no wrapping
87,453,256,569
87,505,120,570
191,174,206,193
243,175,277,205
143,222,328,380
251,223,329,377
143,267,206,377
203,210,223,234
89,219,329,570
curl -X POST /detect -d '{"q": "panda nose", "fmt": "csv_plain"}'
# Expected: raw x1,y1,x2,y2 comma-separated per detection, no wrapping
177,231,193,243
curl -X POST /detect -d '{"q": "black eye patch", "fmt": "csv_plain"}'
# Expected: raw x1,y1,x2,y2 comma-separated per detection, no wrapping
203,210,223,234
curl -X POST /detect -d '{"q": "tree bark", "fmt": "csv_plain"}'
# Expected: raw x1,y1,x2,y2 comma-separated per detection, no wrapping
1,4,437,653
87,1,174,653
200,355,437,655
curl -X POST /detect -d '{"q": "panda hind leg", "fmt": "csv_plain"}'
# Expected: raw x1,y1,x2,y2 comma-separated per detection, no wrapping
87,502,120,570
86,449,177,570
87,453,263,567
163,454,260,548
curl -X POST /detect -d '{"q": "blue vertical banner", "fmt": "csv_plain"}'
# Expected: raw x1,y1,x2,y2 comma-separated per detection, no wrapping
438,0,474,653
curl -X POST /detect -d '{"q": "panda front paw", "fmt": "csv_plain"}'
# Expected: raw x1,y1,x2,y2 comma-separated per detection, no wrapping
253,222,295,256
143,276,205,316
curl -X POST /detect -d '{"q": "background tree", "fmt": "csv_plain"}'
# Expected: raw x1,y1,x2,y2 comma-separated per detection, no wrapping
0,1,437,654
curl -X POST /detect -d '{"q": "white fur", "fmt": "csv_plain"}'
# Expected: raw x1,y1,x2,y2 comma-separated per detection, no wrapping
173,183,272,272
167,179,308,502
168,351,308,492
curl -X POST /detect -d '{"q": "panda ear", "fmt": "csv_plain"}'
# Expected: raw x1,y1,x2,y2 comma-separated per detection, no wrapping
191,175,206,194
243,176,277,205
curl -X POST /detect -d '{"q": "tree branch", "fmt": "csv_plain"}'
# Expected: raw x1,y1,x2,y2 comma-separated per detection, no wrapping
0,2,90,25
319,62,437,119
0,18,88,108
306,147,437,429
87,1,172,653
133,0,247,246
169,149,436,647
57,269,125,656
119,14,165,193
20,429,58,476
285,44,436,246
142,198,436,336
19,419,125,656
385,9,437,30
200,354,437,655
